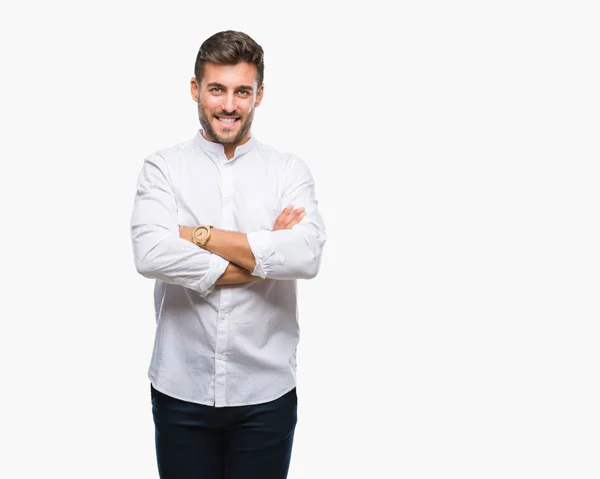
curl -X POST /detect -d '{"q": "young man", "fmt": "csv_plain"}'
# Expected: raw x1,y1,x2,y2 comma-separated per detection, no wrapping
130,30,327,479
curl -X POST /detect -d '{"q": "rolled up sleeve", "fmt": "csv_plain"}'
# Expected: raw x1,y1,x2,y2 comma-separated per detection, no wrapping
130,153,229,296
246,156,327,280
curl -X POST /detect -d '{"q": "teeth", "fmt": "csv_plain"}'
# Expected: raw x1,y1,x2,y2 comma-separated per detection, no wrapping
219,118,237,124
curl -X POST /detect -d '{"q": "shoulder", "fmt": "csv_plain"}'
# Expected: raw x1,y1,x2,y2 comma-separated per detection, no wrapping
253,141,315,186
152,137,197,163
140,136,203,177
254,140,306,170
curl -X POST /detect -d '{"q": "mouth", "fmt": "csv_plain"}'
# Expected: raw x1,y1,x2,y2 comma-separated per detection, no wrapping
215,116,240,129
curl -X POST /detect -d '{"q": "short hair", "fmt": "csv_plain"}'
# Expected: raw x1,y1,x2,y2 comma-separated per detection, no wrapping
194,30,264,87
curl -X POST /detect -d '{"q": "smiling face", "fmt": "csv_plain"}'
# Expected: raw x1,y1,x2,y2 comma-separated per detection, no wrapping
191,61,264,153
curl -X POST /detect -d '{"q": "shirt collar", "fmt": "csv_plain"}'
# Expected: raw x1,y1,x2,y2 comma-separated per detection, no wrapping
194,129,257,162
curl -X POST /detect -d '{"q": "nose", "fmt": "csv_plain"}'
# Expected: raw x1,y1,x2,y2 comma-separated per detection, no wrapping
221,92,237,114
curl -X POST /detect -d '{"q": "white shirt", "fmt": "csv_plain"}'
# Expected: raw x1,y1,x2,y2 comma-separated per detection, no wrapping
130,131,327,407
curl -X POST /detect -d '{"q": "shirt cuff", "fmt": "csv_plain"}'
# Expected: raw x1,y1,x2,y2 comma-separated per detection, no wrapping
246,230,284,278
197,253,229,296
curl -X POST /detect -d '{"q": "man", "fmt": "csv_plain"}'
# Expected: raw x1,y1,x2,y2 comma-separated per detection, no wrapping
130,30,326,479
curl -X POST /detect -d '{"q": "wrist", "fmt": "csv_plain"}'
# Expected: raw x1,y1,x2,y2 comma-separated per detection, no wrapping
192,224,214,248
179,226,194,242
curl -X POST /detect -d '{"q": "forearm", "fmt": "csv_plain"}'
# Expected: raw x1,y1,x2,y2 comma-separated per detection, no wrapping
247,226,326,279
215,262,264,285
132,226,229,295
178,221,325,282
180,226,256,272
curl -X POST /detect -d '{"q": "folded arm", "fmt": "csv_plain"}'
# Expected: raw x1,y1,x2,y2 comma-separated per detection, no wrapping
180,156,326,281
246,156,327,280
179,205,307,280
130,154,230,296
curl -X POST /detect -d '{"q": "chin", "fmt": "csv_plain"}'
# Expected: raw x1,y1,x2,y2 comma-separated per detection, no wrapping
216,136,237,145
215,126,243,141
215,130,239,142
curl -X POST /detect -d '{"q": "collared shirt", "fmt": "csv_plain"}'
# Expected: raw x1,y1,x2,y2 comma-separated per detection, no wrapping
130,130,326,407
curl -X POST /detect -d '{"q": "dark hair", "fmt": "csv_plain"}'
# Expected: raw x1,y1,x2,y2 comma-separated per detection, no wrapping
194,30,264,87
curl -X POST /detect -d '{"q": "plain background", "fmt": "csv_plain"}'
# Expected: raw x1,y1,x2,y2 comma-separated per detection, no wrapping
1,1,599,477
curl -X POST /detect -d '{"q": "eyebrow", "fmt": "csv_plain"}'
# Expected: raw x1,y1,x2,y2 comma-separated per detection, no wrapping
207,82,254,92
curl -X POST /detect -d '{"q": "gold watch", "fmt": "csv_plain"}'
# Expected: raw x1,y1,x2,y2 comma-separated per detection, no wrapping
192,224,213,247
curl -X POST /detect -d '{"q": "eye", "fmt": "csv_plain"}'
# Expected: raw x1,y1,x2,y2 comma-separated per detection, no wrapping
209,87,223,93
237,89,250,96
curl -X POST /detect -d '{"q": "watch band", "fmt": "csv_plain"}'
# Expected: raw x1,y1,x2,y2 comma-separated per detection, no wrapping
192,224,213,247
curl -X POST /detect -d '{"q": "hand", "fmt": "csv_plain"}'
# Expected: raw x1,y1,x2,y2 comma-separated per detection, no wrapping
273,205,306,231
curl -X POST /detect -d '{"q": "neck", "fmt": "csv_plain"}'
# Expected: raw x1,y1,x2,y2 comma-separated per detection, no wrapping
201,130,251,160
224,145,236,160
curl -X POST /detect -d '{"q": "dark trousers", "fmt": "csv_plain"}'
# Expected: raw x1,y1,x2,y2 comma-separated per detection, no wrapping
151,384,297,479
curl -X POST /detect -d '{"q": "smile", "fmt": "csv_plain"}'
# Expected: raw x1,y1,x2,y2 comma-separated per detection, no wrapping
216,117,239,128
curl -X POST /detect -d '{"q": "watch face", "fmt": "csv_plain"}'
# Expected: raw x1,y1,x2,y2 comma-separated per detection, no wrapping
193,226,208,242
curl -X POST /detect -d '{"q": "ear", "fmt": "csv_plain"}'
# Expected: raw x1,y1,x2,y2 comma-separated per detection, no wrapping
190,77,199,102
254,84,264,107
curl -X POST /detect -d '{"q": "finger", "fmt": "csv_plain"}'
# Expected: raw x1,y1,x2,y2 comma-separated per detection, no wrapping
274,206,305,230
275,205,293,222
283,209,306,228
285,212,306,229
273,205,296,230
288,207,305,221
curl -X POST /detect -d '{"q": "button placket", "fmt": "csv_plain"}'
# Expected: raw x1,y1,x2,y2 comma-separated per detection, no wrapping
214,289,230,406
221,159,235,227
214,157,235,406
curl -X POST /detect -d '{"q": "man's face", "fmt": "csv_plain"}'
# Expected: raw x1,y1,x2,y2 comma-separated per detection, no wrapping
191,62,264,147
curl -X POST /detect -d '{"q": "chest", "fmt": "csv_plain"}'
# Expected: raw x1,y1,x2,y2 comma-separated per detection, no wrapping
171,156,284,233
